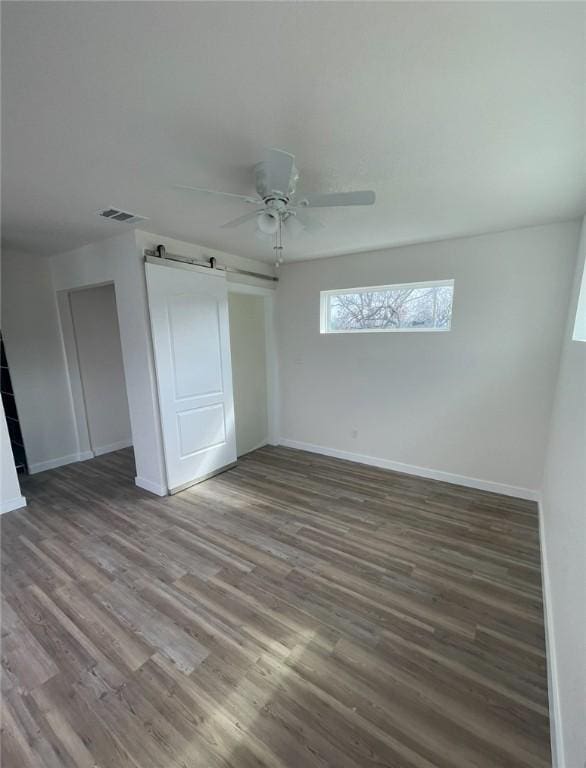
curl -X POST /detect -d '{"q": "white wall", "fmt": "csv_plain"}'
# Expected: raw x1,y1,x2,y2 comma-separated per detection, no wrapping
0,399,26,514
540,218,586,768
1,250,80,472
69,284,132,455
228,292,268,456
2,231,276,493
50,231,166,494
276,221,581,496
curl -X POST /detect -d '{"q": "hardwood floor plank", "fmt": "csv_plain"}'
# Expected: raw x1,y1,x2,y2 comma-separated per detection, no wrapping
1,446,551,767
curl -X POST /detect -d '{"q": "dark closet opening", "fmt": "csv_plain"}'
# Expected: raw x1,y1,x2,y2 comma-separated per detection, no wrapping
1,332,28,474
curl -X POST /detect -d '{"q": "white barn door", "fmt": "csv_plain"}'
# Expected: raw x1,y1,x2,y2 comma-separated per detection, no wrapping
145,260,236,493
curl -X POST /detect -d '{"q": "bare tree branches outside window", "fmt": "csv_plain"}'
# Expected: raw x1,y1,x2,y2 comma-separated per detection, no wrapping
324,282,453,332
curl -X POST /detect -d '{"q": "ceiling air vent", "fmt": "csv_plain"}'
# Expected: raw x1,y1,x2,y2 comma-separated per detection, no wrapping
97,207,148,224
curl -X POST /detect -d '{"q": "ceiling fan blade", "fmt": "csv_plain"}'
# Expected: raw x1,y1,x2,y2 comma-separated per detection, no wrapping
174,185,259,204
294,209,324,233
299,190,376,208
220,210,262,229
256,149,296,197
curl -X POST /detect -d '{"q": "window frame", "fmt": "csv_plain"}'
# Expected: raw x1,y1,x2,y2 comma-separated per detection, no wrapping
319,279,455,335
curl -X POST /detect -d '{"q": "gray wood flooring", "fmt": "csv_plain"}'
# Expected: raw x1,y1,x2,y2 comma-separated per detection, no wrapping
1,446,550,767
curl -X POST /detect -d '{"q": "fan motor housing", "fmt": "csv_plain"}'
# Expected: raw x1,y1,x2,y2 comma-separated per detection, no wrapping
255,160,298,200
264,196,288,211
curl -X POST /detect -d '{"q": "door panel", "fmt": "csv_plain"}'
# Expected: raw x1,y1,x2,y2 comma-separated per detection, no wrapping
145,261,236,492
168,293,224,398
177,403,226,457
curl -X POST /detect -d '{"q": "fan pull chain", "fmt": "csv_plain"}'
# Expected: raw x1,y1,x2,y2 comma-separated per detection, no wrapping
274,214,284,267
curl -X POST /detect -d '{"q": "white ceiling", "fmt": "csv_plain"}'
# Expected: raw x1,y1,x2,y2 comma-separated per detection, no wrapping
2,2,585,262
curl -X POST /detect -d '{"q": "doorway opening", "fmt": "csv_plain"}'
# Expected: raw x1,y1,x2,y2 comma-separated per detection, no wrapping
60,282,135,479
228,286,277,458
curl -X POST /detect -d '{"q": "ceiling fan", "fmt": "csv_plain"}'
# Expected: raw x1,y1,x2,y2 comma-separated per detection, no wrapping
174,148,375,264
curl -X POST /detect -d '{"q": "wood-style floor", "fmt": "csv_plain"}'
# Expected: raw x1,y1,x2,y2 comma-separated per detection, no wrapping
1,446,550,768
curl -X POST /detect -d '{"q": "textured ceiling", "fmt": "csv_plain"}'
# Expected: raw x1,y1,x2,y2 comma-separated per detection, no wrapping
2,1,585,262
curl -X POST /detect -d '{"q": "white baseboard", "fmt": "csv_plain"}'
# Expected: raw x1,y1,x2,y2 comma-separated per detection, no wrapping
278,438,539,501
29,451,94,474
538,499,564,768
0,495,27,514
135,476,167,497
93,439,133,457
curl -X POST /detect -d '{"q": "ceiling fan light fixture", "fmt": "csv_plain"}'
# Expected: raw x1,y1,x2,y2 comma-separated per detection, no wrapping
257,211,279,235
174,148,375,253
283,214,304,239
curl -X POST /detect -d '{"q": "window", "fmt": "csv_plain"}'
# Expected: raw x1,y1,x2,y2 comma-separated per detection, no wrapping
320,279,454,334
572,258,586,342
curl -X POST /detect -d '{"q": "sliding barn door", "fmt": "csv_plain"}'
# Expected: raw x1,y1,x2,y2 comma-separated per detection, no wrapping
145,260,236,492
